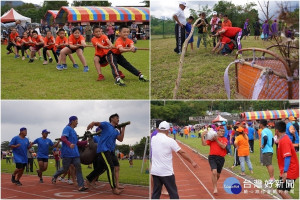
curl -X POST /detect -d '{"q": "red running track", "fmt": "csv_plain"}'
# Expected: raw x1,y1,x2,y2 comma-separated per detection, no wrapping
1,173,149,199
160,141,277,199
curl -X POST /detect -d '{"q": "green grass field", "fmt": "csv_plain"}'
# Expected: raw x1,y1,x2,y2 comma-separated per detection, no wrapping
151,36,276,99
1,40,149,99
176,131,299,199
1,159,149,186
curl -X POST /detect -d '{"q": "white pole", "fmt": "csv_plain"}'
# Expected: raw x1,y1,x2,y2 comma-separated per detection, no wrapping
141,137,149,173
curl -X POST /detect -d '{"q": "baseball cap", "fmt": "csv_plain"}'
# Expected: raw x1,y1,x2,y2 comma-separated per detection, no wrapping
237,127,244,133
248,122,252,126
222,121,226,125
42,129,50,134
158,121,170,130
289,116,295,121
242,121,246,125
179,1,186,6
69,116,78,125
20,127,27,132
212,11,217,15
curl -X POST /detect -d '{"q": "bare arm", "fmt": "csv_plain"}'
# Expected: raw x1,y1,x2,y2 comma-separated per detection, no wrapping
87,121,101,130
213,137,226,149
173,15,183,28
117,126,125,142
177,149,197,168
201,131,208,146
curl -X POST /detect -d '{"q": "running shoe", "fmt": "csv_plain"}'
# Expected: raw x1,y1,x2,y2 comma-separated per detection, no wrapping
28,59,34,63
115,78,126,87
73,64,79,69
15,55,20,58
62,64,67,70
67,179,73,185
56,65,63,71
97,74,105,81
40,179,44,183
49,57,53,63
83,66,89,72
11,175,16,183
15,180,22,186
139,75,149,82
51,177,56,184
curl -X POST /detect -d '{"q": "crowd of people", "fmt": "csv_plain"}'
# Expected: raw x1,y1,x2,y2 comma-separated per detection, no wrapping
151,116,299,198
7,114,134,195
172,1,288,56
4,21,149,86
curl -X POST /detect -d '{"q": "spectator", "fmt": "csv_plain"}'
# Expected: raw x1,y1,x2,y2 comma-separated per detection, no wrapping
107,23,115,43
210,11,220,47
271,19,278,40
64,23,70,36
185,16,194,51
253,18,261,40
286,116,299,152
25,147,34,172
222,15,232,28
53,147,61,171
173,1,187,54
248,122,255,153
15,20,27,38
243,19,250,40
85,22,92,43
196,12,208,49
78,23,83,34
261,20,269,41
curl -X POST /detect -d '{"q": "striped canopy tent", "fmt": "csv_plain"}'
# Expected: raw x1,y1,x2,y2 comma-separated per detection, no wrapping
55,6,149,24
212,115,228,123
240,109,300,121
44,10,58,25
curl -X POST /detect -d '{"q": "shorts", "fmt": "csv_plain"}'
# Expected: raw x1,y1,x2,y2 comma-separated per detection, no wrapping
16,163,27,169
208,155,225,173
129,156,133,161
37,158,48,162
31,45,44,52
95,55,109,67
67,45,84,53
277,177,296,191
262,152,273,166
111,152,120,167
56,49,61,56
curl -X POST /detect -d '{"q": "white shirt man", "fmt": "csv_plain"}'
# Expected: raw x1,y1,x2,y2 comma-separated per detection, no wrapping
173,2,187,54
151,121,197,199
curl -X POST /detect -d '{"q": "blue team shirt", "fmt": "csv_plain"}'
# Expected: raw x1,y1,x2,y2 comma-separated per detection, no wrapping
248,127,255,140
224,126,229,138
286,122,299,144
97,122,120,153
93,135,100,143
61,125,80,158
9,136,30,163
33,137,54,158
261,128,273,153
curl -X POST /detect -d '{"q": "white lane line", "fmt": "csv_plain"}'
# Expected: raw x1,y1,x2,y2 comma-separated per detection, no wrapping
2,187,51,199
5,196,18,199
175,152,215,199
177,140,279,200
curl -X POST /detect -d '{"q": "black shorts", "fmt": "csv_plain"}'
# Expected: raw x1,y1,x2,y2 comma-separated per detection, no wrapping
208,155,225,173
67,45,84,53
277,177,296,191
111,152,119,167
37,158,48,162
16,163,27,169
95,55,108,67
32,45,44,52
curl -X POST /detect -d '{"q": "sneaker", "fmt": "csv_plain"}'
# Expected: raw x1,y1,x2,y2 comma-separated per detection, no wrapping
269,178,275,184
62,64,67,70
39,56,42,60
11,175,16,183
34,57,38,60
27,55,29,58
15,55,20,58
43,61,48,65
56,65,63,71
22,56,25,60
15,180,22,186
67,179,73,185
115,78,126,87
28,59,34,63
83,66,89,72
118,70,125,79
58,177,63,181
6,51,12,55
49,57,53,63
51,177,56,184
73,64,79,69
97,74,105,81
139,75,149,82
40,179,44,183
36,169,42,178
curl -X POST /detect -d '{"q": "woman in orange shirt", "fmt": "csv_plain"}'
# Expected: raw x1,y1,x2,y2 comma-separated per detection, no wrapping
234,127,253,176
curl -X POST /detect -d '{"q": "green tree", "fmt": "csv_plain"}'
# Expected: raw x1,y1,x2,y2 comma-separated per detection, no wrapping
115,144,130,155
1,141,10,151
132,137,149,157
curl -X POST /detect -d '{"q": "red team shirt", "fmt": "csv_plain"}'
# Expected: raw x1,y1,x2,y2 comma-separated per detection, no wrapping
44,36,55,49
206,137,228,157
68,35,85,45
91,35,110,57
277,135,299,179
31,35,44,46
22,37,33,46
221,36,234,50
221,27,242,38
9,32,19,42
112,37,134,54
55,36,68,49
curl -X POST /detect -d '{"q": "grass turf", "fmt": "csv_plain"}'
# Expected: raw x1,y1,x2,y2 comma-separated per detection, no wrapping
1,159,149,186
1,40,149,99
151,36,278,99
176,131,299,199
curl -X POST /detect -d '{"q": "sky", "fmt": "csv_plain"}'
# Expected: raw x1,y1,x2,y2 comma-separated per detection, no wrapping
151,0,299,20
1,101,150,145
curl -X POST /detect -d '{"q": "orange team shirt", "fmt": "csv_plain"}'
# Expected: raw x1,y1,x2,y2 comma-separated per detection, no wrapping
258,129,262,146
111,37,134,54
15,40,22,46
206,137,227,157
184,128,189,135
9,32,19,42
235,134,250,156
220,36,234,50
68,34,85,45
31,35,44,46
91,35,110,57
221,27,242,38
222,20,232,28
277,135,299,179
22,36,33,46
55,36,68,49
44,36,55,49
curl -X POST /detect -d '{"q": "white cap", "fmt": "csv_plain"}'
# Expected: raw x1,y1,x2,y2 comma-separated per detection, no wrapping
212,11,217,15
179,1,186,6
158,121,170,130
